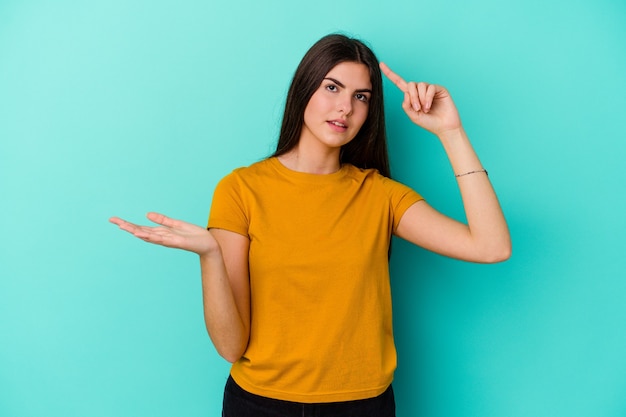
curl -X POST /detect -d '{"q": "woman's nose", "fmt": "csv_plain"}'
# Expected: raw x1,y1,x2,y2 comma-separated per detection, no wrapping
337,94,353,115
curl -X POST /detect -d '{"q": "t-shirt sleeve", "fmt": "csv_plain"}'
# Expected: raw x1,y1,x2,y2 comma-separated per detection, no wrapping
207,171,250,237
380,175,424,232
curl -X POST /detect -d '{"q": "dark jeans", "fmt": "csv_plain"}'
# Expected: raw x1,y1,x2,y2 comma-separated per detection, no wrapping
222,375,396,417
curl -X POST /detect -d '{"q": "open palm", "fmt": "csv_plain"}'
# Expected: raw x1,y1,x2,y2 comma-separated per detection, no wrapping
109,212,218,256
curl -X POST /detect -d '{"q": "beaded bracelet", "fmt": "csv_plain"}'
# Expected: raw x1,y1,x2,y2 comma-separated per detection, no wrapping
455,169,488,178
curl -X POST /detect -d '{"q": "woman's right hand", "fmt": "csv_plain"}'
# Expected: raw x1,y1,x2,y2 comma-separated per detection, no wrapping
109,212,219,256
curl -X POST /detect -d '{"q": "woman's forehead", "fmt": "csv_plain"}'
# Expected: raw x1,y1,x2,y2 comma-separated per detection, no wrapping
324,62,372,89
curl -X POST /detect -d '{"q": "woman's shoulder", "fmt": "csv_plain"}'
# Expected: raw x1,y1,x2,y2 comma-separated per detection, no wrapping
343,164,389,184
213,159,276,200
345,164,423,199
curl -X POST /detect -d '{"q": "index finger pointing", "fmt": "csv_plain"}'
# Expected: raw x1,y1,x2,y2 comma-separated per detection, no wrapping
380,62,408,92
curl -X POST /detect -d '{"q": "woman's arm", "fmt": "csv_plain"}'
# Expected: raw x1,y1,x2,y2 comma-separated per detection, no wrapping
380,63,511,263
109,213,250,362
395,127,511,263
201,228,250,362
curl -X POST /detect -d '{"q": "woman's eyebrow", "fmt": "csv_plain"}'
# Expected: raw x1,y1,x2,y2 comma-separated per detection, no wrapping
324,77,372,94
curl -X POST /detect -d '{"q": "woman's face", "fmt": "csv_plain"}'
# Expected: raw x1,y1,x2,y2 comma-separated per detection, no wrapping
300,61,372,153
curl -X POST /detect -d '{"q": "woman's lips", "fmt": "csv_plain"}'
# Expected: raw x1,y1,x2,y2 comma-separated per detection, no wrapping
327,120,347,132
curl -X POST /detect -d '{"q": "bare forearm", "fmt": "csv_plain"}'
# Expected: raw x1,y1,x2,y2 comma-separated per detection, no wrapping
379,65,511,262
199,251,249,362
439,127,511,261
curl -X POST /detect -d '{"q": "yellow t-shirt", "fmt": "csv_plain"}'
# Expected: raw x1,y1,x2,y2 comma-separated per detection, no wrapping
207,157,423,403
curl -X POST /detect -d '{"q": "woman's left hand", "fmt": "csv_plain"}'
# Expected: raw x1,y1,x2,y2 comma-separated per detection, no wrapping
380,62,462,136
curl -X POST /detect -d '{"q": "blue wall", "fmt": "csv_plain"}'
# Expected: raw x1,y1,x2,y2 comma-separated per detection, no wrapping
1,0,625,416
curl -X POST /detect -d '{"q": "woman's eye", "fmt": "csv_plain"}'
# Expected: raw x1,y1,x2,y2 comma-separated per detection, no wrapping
326,84,338,92
355,93,369,102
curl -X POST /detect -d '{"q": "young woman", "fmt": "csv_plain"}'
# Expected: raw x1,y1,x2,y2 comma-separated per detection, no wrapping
110,34,511,417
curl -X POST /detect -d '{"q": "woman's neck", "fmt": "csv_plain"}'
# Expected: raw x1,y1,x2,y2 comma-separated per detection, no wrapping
277,144,341,175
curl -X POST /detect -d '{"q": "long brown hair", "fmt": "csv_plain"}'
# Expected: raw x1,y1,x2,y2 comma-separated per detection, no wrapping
272,34,391,178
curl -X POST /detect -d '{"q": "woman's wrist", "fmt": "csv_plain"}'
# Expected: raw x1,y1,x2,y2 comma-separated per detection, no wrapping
436,125,465,144
197,232,223,259
436,126,470,153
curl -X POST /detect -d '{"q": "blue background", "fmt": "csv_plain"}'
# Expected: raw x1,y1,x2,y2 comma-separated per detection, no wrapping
1,0,625,416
